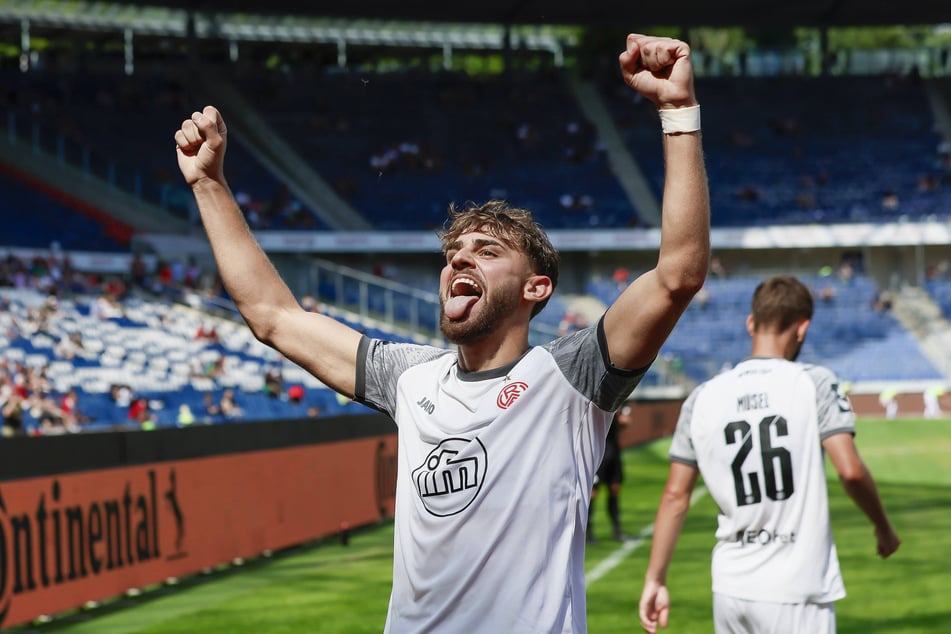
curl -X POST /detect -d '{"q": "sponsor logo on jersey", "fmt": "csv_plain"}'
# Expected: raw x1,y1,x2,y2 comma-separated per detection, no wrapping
416,396,435,415
831,382,853,412
734,528,796,546
412,438,487,517
496,381,528,409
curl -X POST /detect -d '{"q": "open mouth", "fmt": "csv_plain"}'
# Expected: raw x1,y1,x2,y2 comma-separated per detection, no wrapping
444,276,483,320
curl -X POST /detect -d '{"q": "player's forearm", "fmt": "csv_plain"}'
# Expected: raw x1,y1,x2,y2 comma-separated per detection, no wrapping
191,178,299,333
644,491,691,583
655,132,710,300
840,467,893,532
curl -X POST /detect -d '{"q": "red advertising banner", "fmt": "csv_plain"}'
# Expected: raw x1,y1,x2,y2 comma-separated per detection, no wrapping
0,435,398,629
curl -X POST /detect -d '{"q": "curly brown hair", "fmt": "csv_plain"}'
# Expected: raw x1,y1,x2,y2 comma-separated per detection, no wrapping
439,200,559,318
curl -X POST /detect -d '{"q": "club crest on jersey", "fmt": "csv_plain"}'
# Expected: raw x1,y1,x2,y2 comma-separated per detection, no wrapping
412,438,487,517
497,381,528,409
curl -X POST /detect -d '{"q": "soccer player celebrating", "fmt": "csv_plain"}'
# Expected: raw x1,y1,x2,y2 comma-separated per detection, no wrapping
176,33,708,633
638,276,901,634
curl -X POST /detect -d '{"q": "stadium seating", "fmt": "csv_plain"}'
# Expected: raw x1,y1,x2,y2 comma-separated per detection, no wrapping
924,276,951,318
6,67,949,236
601,74,949,226
229,69,638,230
589,271,944,384
2,66,949,435
4,262,941,436
0,287,373,434
1,68,329,231
0,169,128,251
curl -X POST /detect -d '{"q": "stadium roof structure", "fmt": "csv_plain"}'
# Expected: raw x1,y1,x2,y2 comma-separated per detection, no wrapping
108,0,950,28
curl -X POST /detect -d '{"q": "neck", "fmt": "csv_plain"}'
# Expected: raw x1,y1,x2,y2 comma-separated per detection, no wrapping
456,332,531,373
750,332,797,361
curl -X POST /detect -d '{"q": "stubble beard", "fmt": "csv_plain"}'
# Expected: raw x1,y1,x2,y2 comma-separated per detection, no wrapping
439,281,521,345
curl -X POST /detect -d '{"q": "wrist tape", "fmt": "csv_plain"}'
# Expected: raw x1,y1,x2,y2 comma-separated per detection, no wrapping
658,105,701,134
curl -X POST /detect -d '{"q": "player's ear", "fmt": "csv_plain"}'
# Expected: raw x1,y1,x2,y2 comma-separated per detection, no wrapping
524,275,553,305
745,314,755,336
795,318,811,343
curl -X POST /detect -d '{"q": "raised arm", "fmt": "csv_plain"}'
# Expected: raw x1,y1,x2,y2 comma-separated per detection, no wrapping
175,106,363,397
603,34,710,370
639,461,699,633
823,432,901,558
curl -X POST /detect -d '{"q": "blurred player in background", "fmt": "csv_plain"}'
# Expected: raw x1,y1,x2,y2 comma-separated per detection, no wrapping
588,403,633,542
177,32,709,634
638,276,900,634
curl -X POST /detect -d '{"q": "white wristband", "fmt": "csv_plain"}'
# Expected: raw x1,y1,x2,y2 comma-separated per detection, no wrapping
658,105,701,134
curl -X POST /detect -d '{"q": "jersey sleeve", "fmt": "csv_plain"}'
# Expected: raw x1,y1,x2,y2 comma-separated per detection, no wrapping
805,364,856,439
543,316,648,412
669,383,703,465
354,336,450,417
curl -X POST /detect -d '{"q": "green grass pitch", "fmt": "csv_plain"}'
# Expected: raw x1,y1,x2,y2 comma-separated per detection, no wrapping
24,417,951,633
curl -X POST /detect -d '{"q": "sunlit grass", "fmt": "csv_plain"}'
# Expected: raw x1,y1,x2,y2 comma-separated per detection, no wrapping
30,419,949,633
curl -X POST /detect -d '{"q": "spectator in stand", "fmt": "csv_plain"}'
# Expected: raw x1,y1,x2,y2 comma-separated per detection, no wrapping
187,355,205,379
263,366,284,398
613,267,632,293
201,392,221,422
709,256,728,278
59,388,88,428
1,391,25,437
54,331,85,360
128,397,149,423
31,390,76,435
557,311,590,337
204,355,226,381
195,320,220,343
153,259,174,294
130,254,148,289
818,284,836,303
872,289,894,312
90,291,123,320
170,258,187,289
24,364,54,397
111,383,133,408
287,384,305,405
140,409,159,431
177,404,196,426
184,257,203,289
101,275,128,301
219,389,243,419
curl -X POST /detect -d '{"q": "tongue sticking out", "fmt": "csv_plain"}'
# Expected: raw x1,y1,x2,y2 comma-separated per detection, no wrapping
444,295,479,320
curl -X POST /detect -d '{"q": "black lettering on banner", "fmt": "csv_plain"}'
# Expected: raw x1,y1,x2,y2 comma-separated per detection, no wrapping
724,415,795,507
0,469,176,628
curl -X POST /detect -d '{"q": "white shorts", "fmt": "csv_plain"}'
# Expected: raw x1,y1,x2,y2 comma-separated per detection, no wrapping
713,593,836,634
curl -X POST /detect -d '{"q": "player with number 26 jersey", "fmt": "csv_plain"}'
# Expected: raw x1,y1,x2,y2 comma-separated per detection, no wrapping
669,357,854,604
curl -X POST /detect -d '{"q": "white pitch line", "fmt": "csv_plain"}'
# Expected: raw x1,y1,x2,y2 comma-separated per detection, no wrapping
586,485,707,585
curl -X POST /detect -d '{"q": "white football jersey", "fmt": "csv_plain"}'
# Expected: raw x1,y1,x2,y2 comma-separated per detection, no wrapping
356,321,644,633
669,357,855,604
